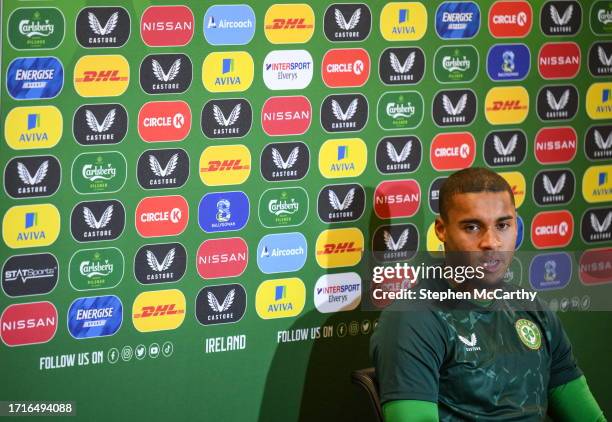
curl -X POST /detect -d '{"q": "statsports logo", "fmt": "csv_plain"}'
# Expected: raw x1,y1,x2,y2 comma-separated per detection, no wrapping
315,228,364,269
132,289,185,332
73,55,129,97
199,145,251,186
5,106,62,150
202,52,254,92
264,4,314,44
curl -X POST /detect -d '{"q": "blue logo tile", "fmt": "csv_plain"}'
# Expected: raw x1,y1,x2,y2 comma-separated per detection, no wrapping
204,5,255,46
198,191,249,233
529,253,572,290
7,57,63,100
257,232,307,274
487,44,530,81
68,295,122,339
436,2,480,39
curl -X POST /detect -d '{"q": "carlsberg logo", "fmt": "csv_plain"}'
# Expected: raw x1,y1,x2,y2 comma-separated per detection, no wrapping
82,164,117,181
442,56,471,72
599,9,612,24
387,102,415,119
19,19,55,37
268,199,299,216
80,260,114,278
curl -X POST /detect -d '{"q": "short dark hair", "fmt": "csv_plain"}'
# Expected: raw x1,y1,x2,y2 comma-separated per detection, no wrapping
438,167,515,221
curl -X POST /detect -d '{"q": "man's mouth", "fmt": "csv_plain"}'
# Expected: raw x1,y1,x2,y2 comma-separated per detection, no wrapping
481,259,502,273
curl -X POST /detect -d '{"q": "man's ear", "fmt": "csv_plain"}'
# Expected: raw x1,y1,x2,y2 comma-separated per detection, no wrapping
434,216,446,243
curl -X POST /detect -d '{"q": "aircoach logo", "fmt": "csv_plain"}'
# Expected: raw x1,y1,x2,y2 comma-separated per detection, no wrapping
203,5,255,45
582,165,612,203
485,86,529,125
435,1,481,39
579,247,612,286
377,91,424,130
1,302,57,346
379,47,425,85
314,273,361,313
7,57,63,100
431,132,475,171
5,106,62,150
531,210,573,249
262,96,311,136
538,42,580,79
141,6,194,47
318,138,367,179
196,284,247,325
484,130,527,167
259,187,309,228
68,295,122,339
198,191,249,233
324,3,371,42
132,289,186,332
376,136,422,174
434,45,478,83
203,51,254,92
2,253,58,298
500,171,526,208
76,7,130,48
134,243,187,284
487,44,530,81
380,2,428,41
73,55,129,97
256,278,305,319
257,233,307,274
374,179,421,218
135,195,188,238
5,155,61,199
3,204,60,249
73,104,127,146
587,83,612,120
261,142,309,182
137,148,189,190
322,48,370,88
318,183,365,223
69,247,124,291
538,85,578,121
488,1,533,38
8,7,64,50
71,200,125,242
373,223,419,263
263,50,313,90
197,238,247,279
138,101,191,143
535,127,577,164
529,253,572,290
321,94,368,133
315,228,364,269
264,4,314,44
199,145,251,186
72,152,127,194
589,42,612,77
140,54,192,95
541,1,581,36
432,89,477,127
202,99,252,139
533,169,575,206
586,126,612,160
592,1,612,35
582,207,612,243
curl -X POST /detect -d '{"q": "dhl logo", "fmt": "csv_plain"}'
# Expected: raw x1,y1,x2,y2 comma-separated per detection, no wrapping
132,289,185,332
486,100,527,111
499,171,526,208
200,160,250,172
74,55,129,97
133,304,185,318
317,242,363,255
199,145,251,186
74,70,128,83
485,86,529,125
264,4,314,43
265,18,313,30
315,228,364,268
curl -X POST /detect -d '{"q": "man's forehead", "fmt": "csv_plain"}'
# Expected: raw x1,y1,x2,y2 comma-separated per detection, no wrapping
447,191,516,220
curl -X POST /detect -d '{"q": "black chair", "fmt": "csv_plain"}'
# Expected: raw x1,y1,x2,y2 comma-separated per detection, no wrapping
351,368,383,422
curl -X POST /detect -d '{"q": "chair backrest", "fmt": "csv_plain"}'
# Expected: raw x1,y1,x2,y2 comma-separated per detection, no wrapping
351,368,383,422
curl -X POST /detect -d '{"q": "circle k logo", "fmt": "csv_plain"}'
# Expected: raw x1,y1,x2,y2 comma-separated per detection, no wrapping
531,210,574,249
373,179,421,219
430,132,476,171
322,48,371,88
488,1,532,38
138,101,191,142
135,195,188,238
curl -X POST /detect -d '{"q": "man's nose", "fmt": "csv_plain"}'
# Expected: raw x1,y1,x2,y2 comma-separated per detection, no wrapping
479,227,500,250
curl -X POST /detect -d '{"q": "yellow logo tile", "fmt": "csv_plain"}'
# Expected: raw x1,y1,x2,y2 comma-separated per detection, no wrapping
132,289,186,332
319,138,367,179
315,227,364,268
256,278,305,319
3,204,60,249
199,145,251,186
74,55,129,97
264,4,315,44
202,52,254,92
5,106,62,150
380,2,427,41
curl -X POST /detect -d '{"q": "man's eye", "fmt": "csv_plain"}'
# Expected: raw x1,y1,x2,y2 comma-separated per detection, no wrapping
498,222,510,230
464,224,479,232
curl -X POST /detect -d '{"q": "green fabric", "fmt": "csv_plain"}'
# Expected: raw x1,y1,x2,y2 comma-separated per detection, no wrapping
383,400,438,422
548,375,607,422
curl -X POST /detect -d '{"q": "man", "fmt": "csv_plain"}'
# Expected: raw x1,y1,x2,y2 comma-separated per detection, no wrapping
370,168,606,421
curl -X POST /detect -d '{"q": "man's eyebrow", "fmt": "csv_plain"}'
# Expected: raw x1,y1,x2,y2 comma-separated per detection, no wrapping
457,215,514,225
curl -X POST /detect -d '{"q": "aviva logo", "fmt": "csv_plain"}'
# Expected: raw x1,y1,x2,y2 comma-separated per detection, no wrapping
380,2,427,41
3,204,60,249
583,165,612,203
587,83,612,120
485,86,529,125
5,106,62,150
264,4,315,44
319,138,367,178
315,227,364,268
199,144,251,186
256,278,305,319
499,171,526,208
132,289,186,332
74,55,129,97
202,52,254,92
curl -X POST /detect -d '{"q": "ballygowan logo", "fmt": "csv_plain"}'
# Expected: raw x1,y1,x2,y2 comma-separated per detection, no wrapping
2,253,58,297
582,207,612,243
76,7,130,48
541,1,581,36
324,3,371,42
196,284,246,325
432,89,477,127
484,130,527,167
429,177,447,214
5,155,60,199
321,94,367,133
533,169,575,206
586,125,612,160
376,136,422,174
589,42,612,77
317,183,365,223
134,243,187,284
372,223,419,263
73,103,128,145
71,200,125,242
140,54,192,94
261,142,309,182
202,99,251,139
537,85,578,121
137,148,189,190
379,47,425,85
